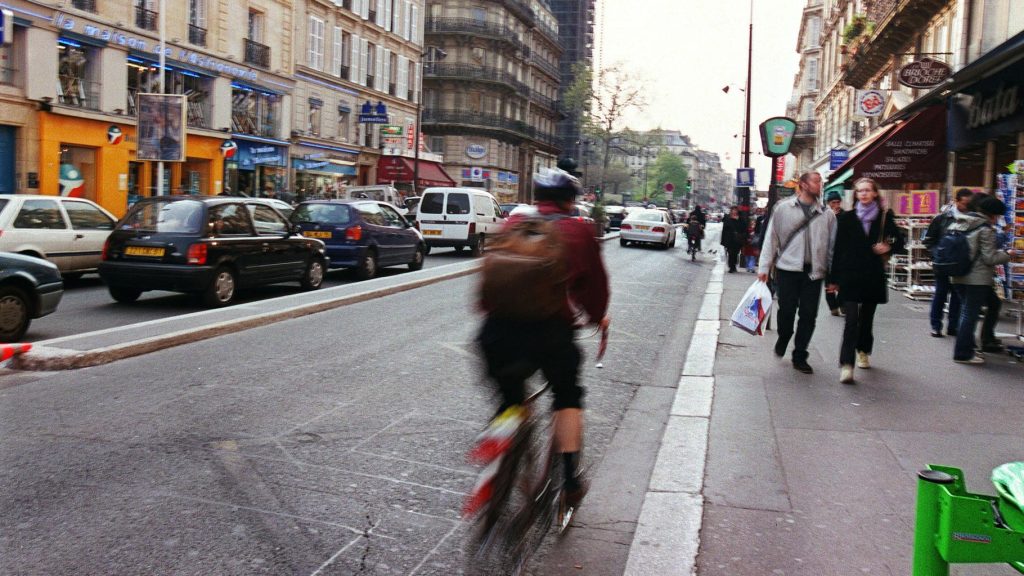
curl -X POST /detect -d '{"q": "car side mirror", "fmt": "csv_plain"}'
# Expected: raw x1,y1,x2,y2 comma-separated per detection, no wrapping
501,210,509,218
290,224,302,235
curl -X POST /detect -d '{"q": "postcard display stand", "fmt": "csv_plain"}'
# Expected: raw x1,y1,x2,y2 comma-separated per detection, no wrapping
998,172,1024,343
890,218,935,300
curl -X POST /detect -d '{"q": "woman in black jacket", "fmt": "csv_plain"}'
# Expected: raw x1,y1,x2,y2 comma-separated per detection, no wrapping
720,206,745,272
827,177,899,384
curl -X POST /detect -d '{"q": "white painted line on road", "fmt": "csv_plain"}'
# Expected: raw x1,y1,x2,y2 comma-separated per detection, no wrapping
624,257,724,575
309,533,374,576
408,523,461,576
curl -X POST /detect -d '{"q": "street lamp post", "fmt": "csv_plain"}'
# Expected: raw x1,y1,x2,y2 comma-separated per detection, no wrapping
413,46,446,196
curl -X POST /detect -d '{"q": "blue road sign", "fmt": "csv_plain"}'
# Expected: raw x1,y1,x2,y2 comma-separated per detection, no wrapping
736,168,755,187
829,148,849,170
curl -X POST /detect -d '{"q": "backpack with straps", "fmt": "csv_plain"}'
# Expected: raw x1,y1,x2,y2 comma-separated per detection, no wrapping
479,215,569,321
932,222,986,277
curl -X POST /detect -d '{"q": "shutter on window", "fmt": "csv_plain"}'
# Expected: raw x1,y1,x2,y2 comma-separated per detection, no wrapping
360,38,369,86
360,0,370,20
350,34,361,83
375,45,385,93
410,4,419,44
392,0,401,33
403,1,411,40
383,49,392,95
376,0,385,27
397,55,408,100
384,0,393,31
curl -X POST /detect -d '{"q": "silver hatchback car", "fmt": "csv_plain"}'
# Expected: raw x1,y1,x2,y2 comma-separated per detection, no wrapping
0,195,117,278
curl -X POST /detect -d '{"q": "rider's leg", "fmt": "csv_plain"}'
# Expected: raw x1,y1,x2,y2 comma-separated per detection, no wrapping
538,322,585,491
554,409,582,452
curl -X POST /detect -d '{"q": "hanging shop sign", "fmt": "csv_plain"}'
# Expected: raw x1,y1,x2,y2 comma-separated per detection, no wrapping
948,58,1024,151
758,117,797,157
358,101,389,124
898,58,952,89
381,125,403,137
220,140,238,159
829,148,849,170
855,89,885,118
106,125,124,145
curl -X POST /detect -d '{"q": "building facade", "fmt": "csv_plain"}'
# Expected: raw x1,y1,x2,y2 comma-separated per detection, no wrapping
785,0,823,178
421,0,562,202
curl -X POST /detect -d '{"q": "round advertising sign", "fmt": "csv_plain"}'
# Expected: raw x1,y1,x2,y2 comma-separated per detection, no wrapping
664,182,675,192
897,58,952,89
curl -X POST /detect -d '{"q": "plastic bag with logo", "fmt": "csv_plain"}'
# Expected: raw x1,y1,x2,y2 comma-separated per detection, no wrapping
730,280,773,336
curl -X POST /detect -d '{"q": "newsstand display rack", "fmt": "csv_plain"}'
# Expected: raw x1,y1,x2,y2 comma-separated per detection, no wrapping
998,171,1024,348
891,218,935,300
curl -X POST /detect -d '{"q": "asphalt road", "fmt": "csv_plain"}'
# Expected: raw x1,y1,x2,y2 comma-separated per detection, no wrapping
1,227,721,575
26,247,479,342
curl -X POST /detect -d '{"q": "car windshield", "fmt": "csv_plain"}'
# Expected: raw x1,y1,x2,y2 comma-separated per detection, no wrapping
291,203,352,225
119,200,204,233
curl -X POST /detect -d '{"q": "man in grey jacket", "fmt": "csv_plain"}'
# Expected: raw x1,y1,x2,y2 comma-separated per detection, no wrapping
757,172,837,374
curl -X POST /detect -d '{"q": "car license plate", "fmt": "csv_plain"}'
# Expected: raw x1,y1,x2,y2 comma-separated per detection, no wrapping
302,231,332,239
124,246,164,257
422,229,442,236
635,225,650,231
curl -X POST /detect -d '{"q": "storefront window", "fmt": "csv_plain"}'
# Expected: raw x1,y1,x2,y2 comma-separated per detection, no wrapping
231,85,281,138
58,39,98,110
127,58,212,128
58,145,97,201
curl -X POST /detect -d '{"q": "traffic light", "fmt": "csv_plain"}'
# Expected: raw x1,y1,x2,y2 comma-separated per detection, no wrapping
686,178,693,192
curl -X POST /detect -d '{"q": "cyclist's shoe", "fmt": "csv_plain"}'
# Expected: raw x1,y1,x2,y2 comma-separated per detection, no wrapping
563,475,589,509
468,405,527,464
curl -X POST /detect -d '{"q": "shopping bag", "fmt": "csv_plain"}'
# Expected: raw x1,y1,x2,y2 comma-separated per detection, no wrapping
730,281,774,336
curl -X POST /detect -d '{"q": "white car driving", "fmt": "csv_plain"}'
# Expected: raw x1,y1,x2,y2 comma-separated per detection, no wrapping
619,209,677,249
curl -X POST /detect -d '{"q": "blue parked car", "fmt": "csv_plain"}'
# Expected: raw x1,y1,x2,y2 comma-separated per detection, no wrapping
1,252,64,342
289,200,425,279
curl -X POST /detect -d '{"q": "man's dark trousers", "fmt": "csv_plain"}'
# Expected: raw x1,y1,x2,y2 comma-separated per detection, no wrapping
930,271,961,334
775,268,823,363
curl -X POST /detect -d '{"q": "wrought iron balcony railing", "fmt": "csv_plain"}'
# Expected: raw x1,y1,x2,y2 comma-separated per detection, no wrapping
530,54,560,79
244,38,271,68
188,24,207,47
424,17,530,57
794,120,816,137
422,108,556,147
424,63,529,96
135,6,158,31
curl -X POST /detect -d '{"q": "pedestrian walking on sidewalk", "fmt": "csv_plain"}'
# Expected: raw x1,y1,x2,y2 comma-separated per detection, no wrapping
720,206,746,273
949,195,1017,364
828,177,899,384
922,188,973,337
758,172,837,374
824,190,845,317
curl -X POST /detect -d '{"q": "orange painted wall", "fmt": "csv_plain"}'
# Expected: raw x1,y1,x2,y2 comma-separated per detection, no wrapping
37,112,225,218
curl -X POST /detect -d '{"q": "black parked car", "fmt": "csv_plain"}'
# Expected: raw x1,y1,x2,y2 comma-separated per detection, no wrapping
99,196,328,307
289,199,425,280
0,252,64,342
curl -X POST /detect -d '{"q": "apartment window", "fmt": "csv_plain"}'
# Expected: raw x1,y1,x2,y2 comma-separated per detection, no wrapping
388,51,398,95
127,57,211,128
332,27,343,77
308,98,323,136
0,36,17,87
134,0,158,31
72,0,97,12
337,105,351,141
231,84,281,138
365,42,376,88
471,6,486,22
806,57,818,91
308,16,325,70
248,10,264,43
57,39,98,110
429,136,444,154
189,0,207,46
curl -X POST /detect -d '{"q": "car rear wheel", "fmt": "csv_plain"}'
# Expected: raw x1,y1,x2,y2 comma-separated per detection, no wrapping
470,234,485,257
408,245,425,271
356,249,378,280
300,258,325,290
0,286,31,343
203,267,237,307
108,285,142,303
620,238,628,247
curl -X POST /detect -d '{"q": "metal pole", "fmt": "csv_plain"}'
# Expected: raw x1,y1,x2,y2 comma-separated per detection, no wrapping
413,49,426,196
742,0,752,170
156,0,166,196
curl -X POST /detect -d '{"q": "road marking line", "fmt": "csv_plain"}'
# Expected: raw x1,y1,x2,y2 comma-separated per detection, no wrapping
408,523,461,576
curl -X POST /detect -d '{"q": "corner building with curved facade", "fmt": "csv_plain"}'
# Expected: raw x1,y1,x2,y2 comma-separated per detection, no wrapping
422,0,562,202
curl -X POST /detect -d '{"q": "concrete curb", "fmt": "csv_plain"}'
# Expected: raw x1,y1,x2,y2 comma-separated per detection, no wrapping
12,232,620,372
623,252,723,575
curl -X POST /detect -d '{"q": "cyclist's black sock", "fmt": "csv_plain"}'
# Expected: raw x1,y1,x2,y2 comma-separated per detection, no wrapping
562,452,581,490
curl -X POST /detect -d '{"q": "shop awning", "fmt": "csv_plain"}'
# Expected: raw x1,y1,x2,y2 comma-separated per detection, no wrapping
823,168,853,195
377,156,456,188
291,158,356,175
827,105,947,187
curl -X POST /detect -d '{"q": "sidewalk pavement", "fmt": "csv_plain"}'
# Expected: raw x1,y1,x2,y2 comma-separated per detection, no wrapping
697,265,1023,574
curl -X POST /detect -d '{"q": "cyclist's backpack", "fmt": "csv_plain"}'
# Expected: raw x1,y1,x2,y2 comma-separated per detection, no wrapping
932,222,986,277
479,215,568,321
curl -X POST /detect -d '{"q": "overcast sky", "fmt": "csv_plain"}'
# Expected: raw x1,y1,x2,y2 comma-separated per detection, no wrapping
596,0,805,189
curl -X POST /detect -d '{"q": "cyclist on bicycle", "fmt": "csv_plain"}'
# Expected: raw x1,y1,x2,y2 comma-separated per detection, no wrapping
477,168,610,508
686,212,705,254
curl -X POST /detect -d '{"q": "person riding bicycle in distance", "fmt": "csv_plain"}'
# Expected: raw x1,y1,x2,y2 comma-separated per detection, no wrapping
477,167,611,507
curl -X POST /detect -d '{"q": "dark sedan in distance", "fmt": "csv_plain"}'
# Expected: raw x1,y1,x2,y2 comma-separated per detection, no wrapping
99,196,328,307
0,252,64,342
289,199,425,280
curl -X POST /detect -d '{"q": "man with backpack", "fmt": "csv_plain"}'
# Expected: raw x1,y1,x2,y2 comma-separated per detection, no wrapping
923,188,973,337
941,194,1017,364
477,167,610,508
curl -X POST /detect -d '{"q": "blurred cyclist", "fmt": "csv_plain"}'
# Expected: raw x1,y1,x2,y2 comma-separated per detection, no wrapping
477,168,610,507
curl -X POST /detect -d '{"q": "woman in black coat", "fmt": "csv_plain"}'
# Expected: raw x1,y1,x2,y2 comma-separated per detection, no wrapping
827,177,899,384
720,206,746,272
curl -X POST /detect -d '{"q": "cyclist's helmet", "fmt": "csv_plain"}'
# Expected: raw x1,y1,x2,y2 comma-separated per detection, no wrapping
534,167,583,202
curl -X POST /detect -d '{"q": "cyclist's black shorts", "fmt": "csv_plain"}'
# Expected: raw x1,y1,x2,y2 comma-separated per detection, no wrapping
478,316,583,412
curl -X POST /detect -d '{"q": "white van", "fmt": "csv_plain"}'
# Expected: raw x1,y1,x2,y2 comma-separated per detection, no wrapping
343,185,405,213
415,187,505,255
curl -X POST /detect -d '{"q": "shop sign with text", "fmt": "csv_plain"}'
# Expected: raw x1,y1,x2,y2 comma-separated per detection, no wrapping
898,58,952,89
